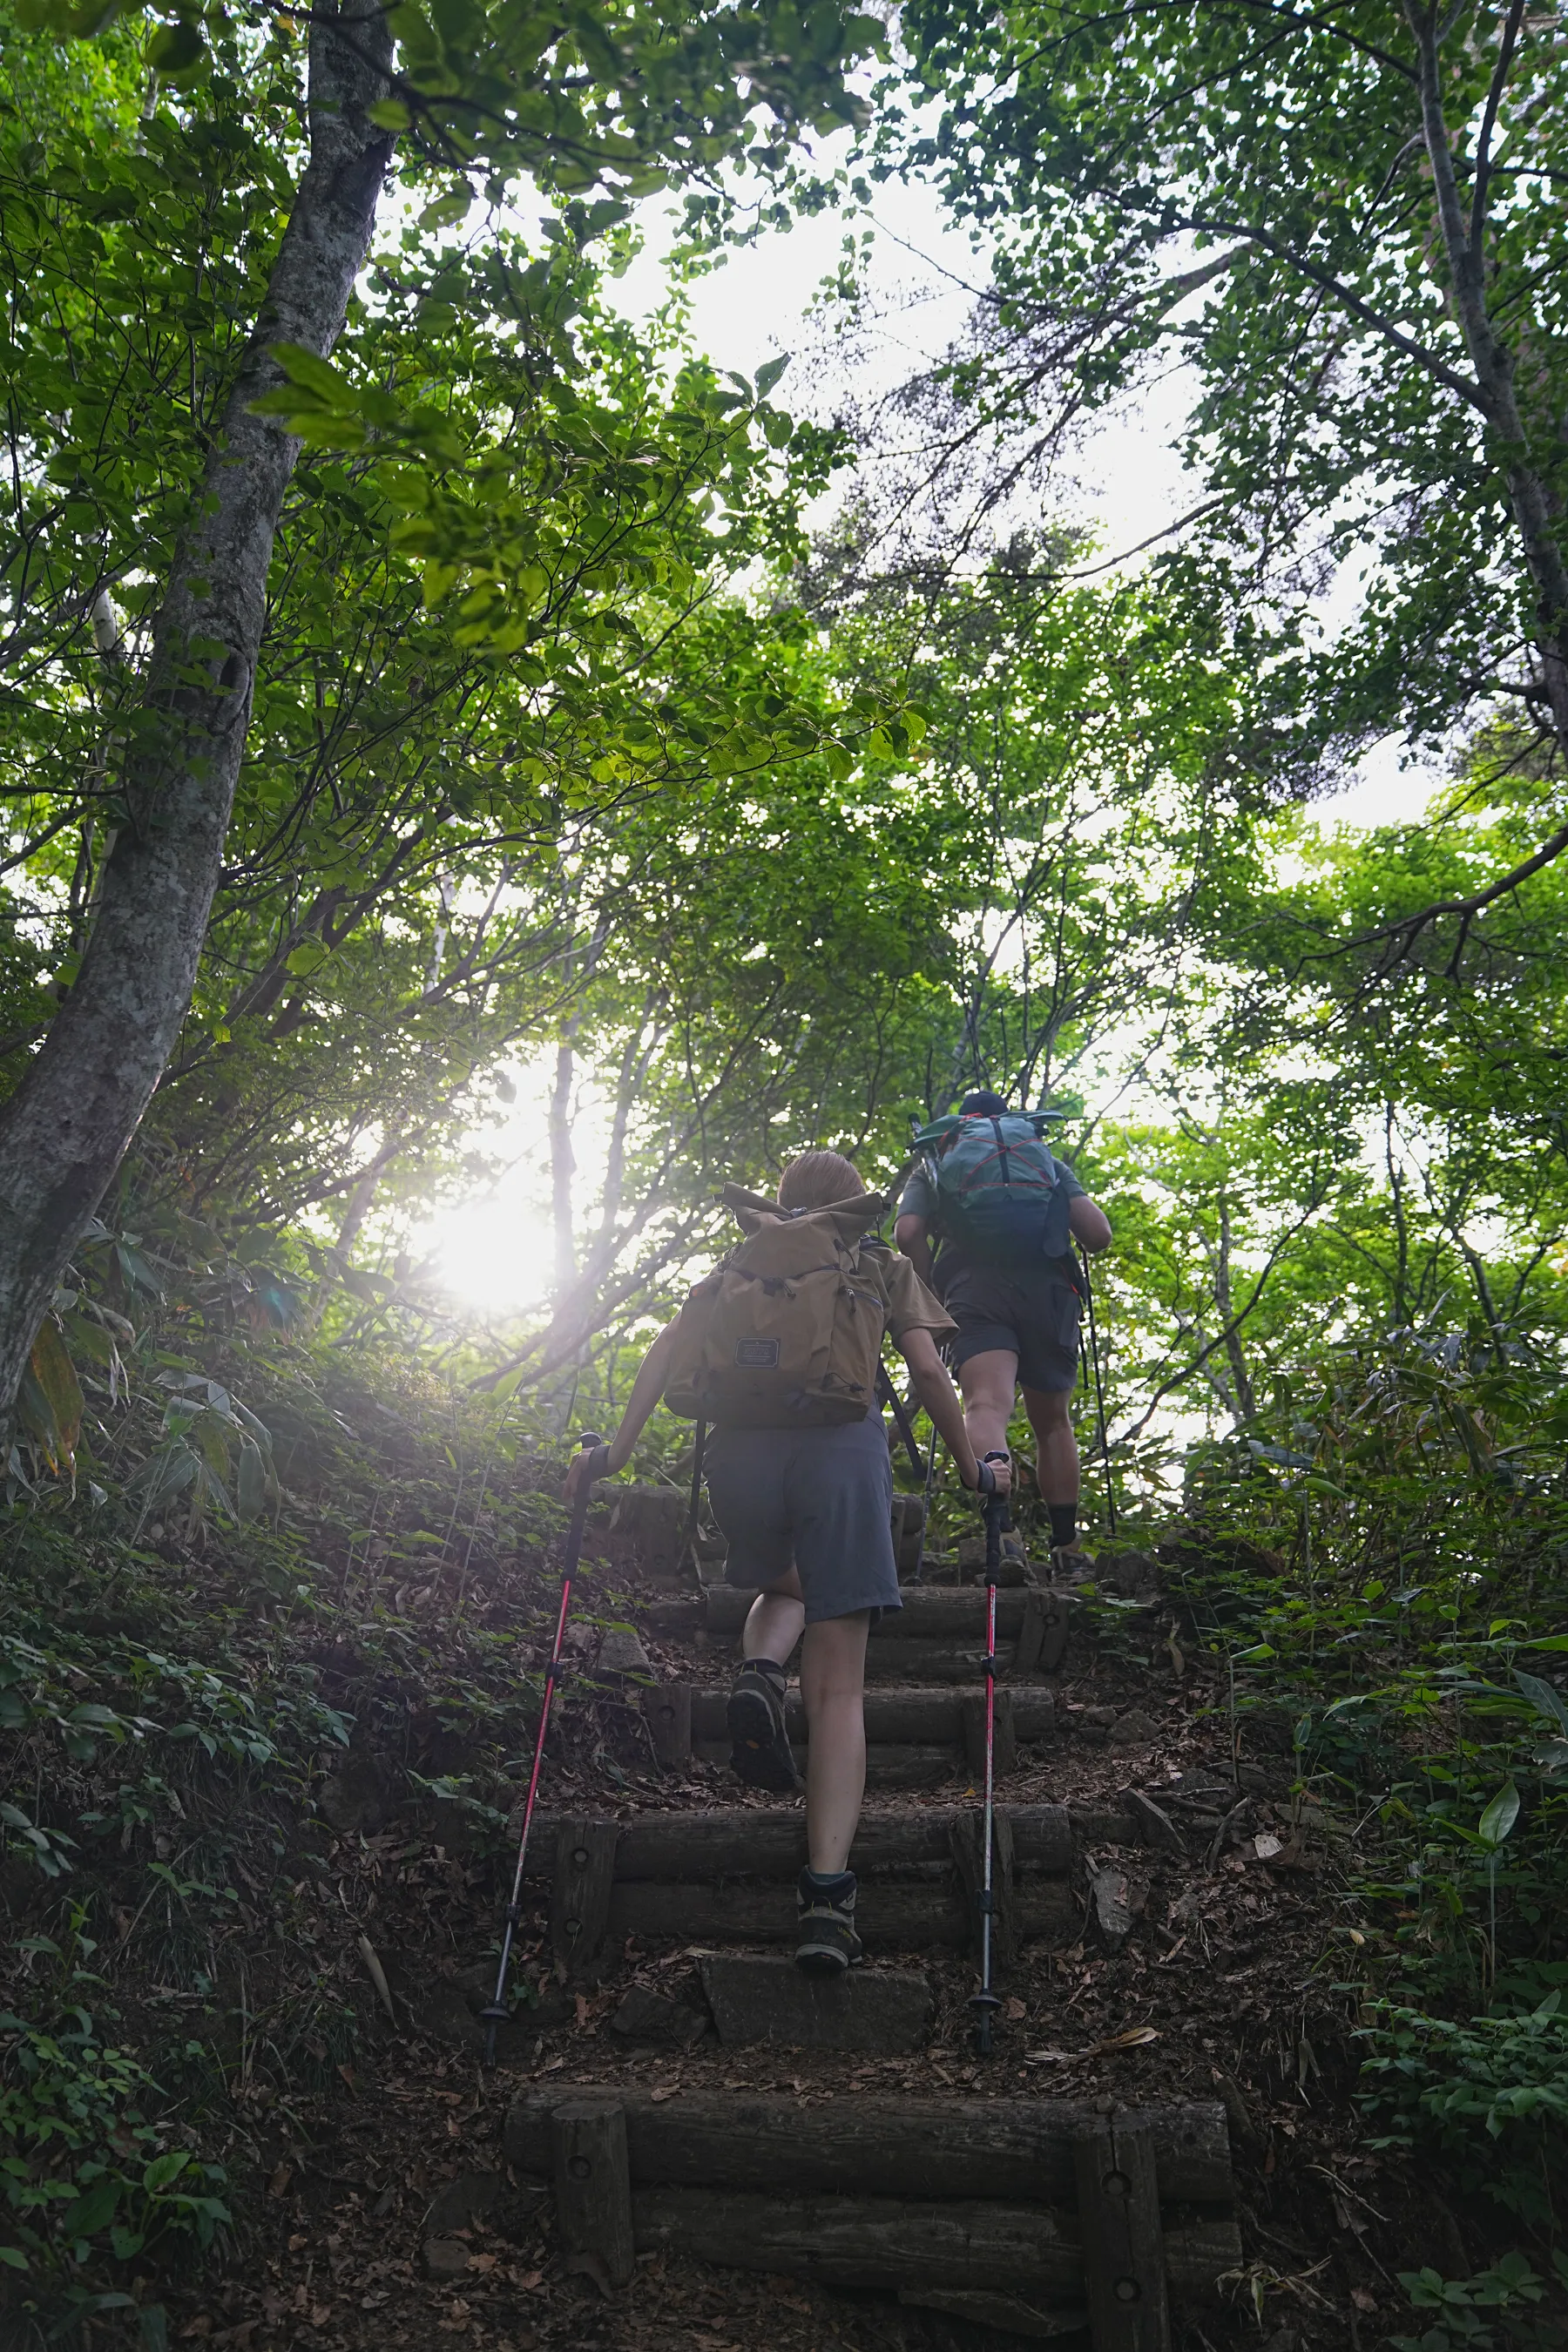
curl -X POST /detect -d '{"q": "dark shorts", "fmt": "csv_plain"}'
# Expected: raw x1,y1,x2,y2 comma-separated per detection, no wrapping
939,1261,1082,1395
704,1417,902,1625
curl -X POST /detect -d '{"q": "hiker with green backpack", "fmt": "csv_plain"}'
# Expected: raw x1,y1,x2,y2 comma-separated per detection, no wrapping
563,1149,1009,1975
895,1091,1112,1557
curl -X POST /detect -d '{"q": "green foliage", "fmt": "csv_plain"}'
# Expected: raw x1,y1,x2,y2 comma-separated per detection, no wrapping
1390,2253,1566,2352
1360,1997,1568,2230
1,1998,228,2305
883,0,1568,776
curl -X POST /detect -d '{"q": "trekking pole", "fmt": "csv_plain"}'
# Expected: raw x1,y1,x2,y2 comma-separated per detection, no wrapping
686,1417,708,1578
971,1450,1010,2056
1080,1254,1118,1538
915,1411,940,1580
875,1360,927,1480
481,1429,609,2065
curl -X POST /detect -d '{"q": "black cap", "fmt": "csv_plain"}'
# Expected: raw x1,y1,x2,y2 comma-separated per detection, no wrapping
959,1089,1009,1116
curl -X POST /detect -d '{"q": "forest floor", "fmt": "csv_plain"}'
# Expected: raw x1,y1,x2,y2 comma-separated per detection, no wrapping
136,1540,1451,2352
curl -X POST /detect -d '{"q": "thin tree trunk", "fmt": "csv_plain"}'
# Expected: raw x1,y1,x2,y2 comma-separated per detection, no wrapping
550,1024,578,1294
1213,1191,1257,1424
0,1,394,1432
1408,0,1568,742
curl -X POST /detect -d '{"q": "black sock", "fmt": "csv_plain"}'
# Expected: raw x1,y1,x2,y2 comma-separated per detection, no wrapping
801,1867,855,1900
747,1656,787,1689
1048,1504,1078,1551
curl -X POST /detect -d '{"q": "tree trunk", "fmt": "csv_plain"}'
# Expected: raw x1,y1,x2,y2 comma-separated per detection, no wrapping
1409,0,1568,743
550,1024,578,1294
0,1,394,1433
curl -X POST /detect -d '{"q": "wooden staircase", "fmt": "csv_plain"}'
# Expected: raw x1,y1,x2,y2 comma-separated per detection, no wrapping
472,1511,1243,2347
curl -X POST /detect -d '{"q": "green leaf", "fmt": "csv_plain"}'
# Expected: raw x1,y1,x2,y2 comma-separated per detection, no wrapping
142,2151,192,2195
235,1438,268,1521
365,98,411,131
418,191,471,231
20,1316,84,1471
146,17,206,78
1477,1781,1520,1850
1515,1670,1568,1734
267,343,353,406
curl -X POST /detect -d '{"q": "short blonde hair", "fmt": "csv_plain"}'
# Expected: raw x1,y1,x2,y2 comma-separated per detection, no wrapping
778,1150,866,1210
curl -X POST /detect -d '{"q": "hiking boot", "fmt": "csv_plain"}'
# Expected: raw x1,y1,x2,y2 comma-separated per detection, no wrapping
726,1659,801,1793
795,1868,863,1974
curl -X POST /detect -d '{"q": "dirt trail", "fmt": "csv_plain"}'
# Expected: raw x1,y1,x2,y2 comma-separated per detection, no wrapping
178,1518,1410,2352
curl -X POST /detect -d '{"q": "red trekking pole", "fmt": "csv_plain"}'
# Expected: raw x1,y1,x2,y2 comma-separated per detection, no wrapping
970,1450,1010,2055
482,1431,608,2065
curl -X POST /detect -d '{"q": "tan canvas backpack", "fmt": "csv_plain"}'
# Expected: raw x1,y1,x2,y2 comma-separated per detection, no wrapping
662,1183,892,1429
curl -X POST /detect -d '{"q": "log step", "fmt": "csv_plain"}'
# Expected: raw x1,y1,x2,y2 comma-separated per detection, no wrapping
687,1686,1055,1747
506,2089,1239,2342
696,1954,934,2052
605,1876,1077,1950
642,1586,1074,1679
533,1802,1073,1881
529,1804,1079,1966
504,2088,1236,2207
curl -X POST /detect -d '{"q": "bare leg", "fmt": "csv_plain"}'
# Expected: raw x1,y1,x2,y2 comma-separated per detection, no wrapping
743,1567,806,1666
956,1347,1018,1463
1022,1384,1079,1508
799,1610,870,1875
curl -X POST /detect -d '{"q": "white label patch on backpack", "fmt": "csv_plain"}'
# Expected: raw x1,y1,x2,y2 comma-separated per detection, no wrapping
733,1337,781,1369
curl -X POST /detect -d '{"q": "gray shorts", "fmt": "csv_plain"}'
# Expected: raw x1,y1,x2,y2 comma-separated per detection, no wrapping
704,1417,902,1625
940,1261,1082,1395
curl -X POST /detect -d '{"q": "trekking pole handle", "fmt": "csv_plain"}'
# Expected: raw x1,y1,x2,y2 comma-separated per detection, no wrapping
971,1449,1010,1496
576,1431,612,1484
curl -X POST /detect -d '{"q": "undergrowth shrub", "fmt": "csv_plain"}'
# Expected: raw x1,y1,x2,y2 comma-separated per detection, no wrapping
1359,1995,1568,2229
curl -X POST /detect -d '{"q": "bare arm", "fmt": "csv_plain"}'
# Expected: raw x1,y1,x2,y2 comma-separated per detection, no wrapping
895,1212,934,1283
1070,1195,1113,1253
896,1326,1010,1494
563,1319,679,1496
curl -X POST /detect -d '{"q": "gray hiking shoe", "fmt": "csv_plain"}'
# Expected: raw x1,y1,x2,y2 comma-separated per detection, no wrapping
726,1659,801,1793
795,1869,863,1974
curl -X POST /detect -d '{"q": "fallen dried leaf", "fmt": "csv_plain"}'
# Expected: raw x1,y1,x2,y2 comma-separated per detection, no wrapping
651,2084,680,2103
1100,2025,1160,2051
356,1934,397,2025
336,2064,357,2094
1253,1832,1284,1862
267,2164,292,2199
1351,2288,1377,2313
287,2234,308,2253
468,2253,498,2274
1004,1997,1027,2021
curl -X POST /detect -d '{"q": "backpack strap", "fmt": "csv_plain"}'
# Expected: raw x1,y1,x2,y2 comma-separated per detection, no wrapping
990,1116,1011,1186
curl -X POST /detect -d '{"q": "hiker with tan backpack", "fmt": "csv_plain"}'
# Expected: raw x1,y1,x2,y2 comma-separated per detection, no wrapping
563,1149,1010,1975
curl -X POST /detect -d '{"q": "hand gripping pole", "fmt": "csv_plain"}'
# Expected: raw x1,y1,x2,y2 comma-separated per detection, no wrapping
481,1432,609,2065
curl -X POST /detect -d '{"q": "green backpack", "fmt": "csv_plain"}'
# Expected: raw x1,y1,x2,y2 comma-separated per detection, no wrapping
912,1110,1074,1267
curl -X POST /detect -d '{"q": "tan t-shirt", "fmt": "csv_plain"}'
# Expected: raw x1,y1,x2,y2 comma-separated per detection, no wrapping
861,1244,956,1348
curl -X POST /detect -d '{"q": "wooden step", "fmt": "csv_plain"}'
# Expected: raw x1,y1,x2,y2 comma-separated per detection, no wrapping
525,1805,1078,1972
695,1954,934,2053
640,1585,1072,1683
504,2088,1239,2345
688,1684,1055,1747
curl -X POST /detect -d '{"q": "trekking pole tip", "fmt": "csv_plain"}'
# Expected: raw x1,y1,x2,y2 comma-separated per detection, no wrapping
970,1988,1002,2055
